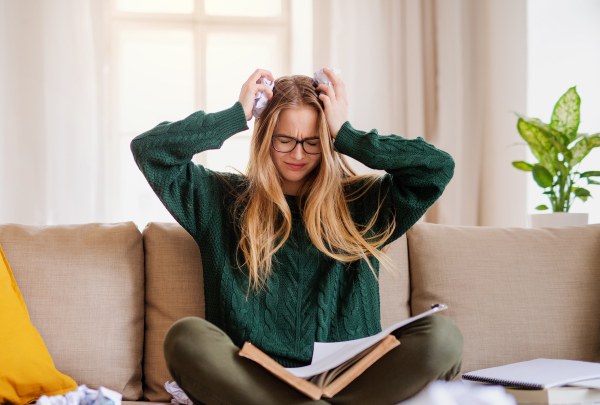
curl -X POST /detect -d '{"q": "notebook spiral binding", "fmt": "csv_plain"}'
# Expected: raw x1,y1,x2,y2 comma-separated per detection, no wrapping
462,374,543,390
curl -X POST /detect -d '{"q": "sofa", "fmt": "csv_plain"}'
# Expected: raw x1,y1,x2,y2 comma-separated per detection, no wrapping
1,221,599,404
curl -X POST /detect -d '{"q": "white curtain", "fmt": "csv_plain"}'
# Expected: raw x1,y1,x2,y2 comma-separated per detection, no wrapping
1,0,529,227
0,0,107,225
313,0,528,227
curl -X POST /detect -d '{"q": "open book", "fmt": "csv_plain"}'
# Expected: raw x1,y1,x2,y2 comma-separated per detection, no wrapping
239,304,448,400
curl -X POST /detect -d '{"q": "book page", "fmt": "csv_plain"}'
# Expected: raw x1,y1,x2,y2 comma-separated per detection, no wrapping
321,335,400,398
285,305,447,379
311,337,395,388
309,370,328,388
311,336,371,365
322,344,378,387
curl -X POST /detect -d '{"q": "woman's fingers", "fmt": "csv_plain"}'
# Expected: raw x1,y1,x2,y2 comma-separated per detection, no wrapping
316,83,335,100
318,93,332,110
239,69,275,121
318,68,348,139
322,68,346,99
256,84,273,99
249,68,275,83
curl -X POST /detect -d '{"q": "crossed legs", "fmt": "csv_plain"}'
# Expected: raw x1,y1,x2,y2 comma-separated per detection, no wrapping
164,316,463,405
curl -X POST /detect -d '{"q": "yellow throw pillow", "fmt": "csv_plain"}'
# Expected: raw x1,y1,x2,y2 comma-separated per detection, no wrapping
0,243,78,405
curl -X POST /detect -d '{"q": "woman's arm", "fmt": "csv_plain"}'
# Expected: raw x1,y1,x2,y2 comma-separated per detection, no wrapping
334,123,455,243
131,69,274,238
130,101,249,238
316,67,454,245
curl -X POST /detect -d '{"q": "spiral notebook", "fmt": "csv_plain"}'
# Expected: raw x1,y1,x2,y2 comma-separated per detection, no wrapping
462,359,600,389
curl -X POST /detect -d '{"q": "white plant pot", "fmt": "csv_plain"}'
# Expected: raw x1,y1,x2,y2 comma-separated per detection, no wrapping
528,212,589,228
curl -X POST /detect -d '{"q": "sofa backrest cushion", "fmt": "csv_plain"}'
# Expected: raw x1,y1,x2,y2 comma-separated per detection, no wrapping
0,243,78,404
380,234,411,329
142,223,204,402
407,222,600,374
142,222,410,402
0,223,144,400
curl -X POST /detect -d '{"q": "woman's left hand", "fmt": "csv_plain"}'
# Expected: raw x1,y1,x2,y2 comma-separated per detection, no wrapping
316,68,348,139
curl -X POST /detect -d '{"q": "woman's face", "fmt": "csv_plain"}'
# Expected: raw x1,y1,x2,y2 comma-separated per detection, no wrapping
270,106,322,195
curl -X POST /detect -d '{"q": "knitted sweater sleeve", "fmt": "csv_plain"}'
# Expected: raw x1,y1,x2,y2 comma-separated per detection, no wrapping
130,101,249,238
333,120,455,245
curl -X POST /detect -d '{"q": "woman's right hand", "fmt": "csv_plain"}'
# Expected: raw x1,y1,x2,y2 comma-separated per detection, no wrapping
238,69,275,121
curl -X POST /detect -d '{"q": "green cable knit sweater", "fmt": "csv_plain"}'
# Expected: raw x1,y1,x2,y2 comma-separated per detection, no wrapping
131,101,454,367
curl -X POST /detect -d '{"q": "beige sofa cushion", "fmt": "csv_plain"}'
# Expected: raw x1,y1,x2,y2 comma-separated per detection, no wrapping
0,223,144,400
408,222,600,374
142,222,410,402
142,223,205,402
380,234,411,328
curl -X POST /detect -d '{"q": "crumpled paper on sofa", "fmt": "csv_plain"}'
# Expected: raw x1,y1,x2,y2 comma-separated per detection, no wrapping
165,381,194,405
398,381,516,405
36,385,122,405
252,77,274,120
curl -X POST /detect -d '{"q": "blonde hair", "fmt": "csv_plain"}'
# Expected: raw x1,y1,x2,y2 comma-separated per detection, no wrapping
224,75,396,292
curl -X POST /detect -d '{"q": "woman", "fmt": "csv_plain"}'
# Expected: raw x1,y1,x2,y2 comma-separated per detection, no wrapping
131,68,463,405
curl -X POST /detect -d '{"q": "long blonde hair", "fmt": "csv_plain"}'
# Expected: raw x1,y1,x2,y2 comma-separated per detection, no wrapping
226,75,396,292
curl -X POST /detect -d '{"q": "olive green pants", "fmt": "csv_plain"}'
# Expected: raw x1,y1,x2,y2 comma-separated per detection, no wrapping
164,316,463,405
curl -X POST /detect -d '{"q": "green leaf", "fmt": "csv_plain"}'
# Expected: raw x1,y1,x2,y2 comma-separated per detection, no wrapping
550,87,581,144
517,114,566,141
518,114,571,159
580,171,600,178
575,188,591,197
512,161,533,171
588,179,600,185
535,204,549,211
517,118,557,175
548,136,569,155
532,164,554,188
569,133,600,166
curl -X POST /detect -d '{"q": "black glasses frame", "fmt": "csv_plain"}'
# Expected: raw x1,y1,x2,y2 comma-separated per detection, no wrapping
271,135,322,155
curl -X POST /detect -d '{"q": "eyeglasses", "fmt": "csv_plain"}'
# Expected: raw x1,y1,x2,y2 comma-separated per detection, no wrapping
271,135,321,155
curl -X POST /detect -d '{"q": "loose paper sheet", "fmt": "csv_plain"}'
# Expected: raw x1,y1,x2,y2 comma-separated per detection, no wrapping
285,305,448,378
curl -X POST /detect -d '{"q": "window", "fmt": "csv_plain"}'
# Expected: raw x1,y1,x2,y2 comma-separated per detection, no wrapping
527,0,600,224
108,0,312,228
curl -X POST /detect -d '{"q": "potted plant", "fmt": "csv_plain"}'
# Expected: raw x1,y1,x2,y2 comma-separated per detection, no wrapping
512,87,600,228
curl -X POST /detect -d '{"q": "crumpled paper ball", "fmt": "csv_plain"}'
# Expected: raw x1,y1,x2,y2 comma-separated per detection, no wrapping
252,77,274,120
313,67,342,96
36,385,122,405
398,381,516,405
165,381,194,405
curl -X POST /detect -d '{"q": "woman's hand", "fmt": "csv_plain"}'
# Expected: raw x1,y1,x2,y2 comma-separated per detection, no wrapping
238,69,275,121
316,67,348,139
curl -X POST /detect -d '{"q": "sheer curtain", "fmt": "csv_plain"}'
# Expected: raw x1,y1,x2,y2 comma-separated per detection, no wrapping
0,0,107,225
313,0,528,227
0,0,529,227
